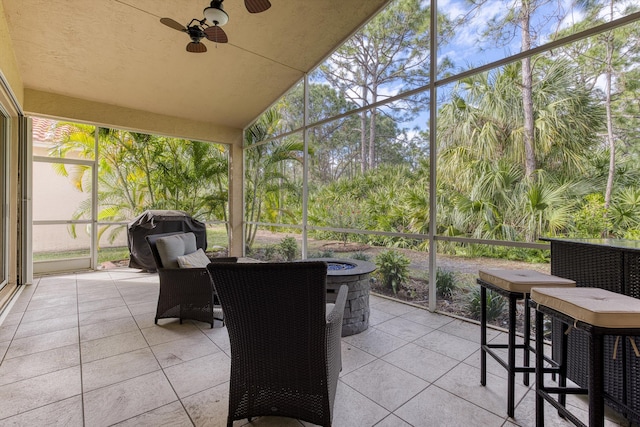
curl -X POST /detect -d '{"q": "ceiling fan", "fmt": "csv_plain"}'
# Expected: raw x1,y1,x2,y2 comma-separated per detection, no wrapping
160,0,271,52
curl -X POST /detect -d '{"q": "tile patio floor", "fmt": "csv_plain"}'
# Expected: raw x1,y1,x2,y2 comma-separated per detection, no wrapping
0,269,630,426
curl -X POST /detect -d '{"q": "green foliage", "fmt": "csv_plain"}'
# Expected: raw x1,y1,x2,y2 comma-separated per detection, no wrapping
350,251,371,261
309,249,335,258
436,268,458,299
375,250,410,294
278,236,299,261
263,245,279,260
466,287,506,321
49,121,230,247
573,193,610,237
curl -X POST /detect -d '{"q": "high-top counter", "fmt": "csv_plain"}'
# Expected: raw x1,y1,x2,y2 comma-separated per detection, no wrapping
541,238,640,423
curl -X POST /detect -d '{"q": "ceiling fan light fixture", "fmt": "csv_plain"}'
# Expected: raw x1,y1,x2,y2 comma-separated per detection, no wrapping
203,1,229,26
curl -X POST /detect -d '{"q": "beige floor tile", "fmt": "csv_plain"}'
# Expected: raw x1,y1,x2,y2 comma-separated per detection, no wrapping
401,308,455,329
133,312,158,329
413,329,479,361
83,370,177,427
340,342,376,376
373,414,413,427
82,348,160,392
80,330,147,363
141,322,204,346
0,344,79,386
382,342,459,383
113,401,193,427
78,305,133,326
330,381,389,427
342,327,408,358
0,321,19,342
439,318,502,343
373,299,418,317
434,362,529,418
26,294,77,311
1,310,24,327
126,301,158,315
77,286,117,295
341,358,429,411
163,353,231,398
151,335,222,368
0,341,9,360
78,296,126,313
6,269,630,427
21,303,78,323
181,382,230,427
79,316,140,342
201,325,231,352
5,327,78,359
121,291,159,306
511,388,580,427
14,313,78,339
0,366,81,419
374,316,434,342
0,396,83,427
395,385,506,426
368,307,396,326
30,283,77,297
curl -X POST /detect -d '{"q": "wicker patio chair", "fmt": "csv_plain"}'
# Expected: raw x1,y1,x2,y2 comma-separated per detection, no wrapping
146,232,236,328
207,261,348,427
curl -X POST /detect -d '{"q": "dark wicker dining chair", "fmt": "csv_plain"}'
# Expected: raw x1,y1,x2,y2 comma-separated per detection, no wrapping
146,232,236,328
207,261,348,427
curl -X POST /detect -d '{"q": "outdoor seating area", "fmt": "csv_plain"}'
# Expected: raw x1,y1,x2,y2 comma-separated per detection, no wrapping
0,268,631,426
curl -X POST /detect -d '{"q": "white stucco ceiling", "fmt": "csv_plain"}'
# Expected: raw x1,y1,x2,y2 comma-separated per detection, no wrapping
3,0,389,132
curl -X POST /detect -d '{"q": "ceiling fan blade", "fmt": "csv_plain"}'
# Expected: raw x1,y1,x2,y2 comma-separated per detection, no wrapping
245,0,271,13
187,42,208,53
204,26,228,43
160,17,187,32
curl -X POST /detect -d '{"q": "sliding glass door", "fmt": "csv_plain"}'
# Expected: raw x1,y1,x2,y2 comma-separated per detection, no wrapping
0,110,7,289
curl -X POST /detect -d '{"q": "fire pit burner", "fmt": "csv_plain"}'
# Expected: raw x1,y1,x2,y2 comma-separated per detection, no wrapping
326,262,356,271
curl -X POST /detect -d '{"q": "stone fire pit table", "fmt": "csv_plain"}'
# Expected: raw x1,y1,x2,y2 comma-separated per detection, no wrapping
314,258,376,336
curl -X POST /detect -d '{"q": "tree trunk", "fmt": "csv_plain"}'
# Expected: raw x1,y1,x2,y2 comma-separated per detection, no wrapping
368,107,377,170
360,109,368,173
520,0,536,180
603,2,615,212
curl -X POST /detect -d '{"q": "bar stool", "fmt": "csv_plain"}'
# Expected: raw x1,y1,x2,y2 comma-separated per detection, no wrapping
477,269,576,418
531,287,640,427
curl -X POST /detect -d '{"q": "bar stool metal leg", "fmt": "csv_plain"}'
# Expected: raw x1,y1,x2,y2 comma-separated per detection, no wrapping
481,285,487,387
523,294,531,386
507,293,517,418
535,308,545,427
589,333,605,427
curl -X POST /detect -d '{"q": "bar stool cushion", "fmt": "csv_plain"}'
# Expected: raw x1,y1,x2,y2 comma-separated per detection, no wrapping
479,269,575,293
531,287,640,328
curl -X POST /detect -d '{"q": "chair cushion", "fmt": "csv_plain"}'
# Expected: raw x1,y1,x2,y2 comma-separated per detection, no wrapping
177,248,211,268
155,233,198,268
326,303,335,319
479,269,575,293
531,287,640,328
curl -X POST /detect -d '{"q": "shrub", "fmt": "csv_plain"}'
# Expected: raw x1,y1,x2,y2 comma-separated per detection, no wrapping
466,286,505,321
436,268,458,299
350,251,371,261
263,245,278,260
309,249,335,258
375,250,410,294
278,236,299,261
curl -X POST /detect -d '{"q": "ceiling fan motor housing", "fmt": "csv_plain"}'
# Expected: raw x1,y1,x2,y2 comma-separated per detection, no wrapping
204,0,229,26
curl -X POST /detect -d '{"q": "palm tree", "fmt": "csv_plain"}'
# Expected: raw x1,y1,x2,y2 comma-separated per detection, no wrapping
244,108,304,249
50,122,230,246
